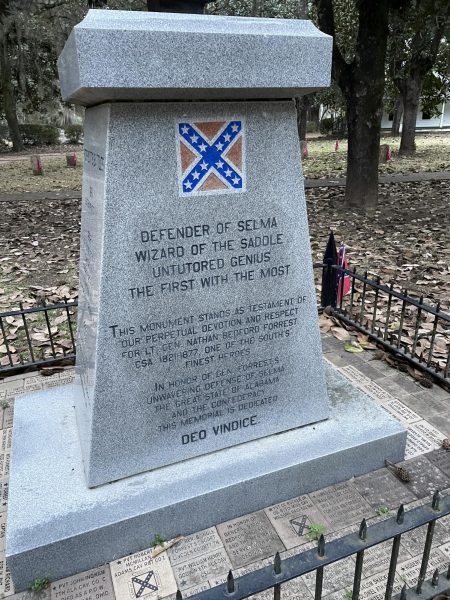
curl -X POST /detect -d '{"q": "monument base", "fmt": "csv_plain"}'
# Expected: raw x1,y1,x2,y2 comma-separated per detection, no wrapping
7,365,406,590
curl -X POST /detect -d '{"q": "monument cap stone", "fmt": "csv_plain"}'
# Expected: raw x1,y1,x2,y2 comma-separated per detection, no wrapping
57,10,332,106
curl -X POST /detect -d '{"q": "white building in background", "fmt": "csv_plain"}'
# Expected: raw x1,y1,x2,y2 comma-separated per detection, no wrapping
381,101,450,130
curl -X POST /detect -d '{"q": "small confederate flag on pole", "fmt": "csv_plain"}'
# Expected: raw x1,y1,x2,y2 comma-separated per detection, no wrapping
337,242,351,304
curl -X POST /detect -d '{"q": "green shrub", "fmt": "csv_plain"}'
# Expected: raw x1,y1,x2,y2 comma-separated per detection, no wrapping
19,124,60,146
64,123,83,144
319,117,334,135
306,121,318,134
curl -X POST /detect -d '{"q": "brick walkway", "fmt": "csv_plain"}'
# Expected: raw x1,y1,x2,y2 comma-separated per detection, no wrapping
1,338,449,599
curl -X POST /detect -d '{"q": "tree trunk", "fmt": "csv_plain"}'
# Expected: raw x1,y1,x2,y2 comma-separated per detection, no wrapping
345,90,382,208
295,96,310,141
314,0,389,208
251,0,261,17
399,76,421,156
0,26,23,152
297,0,307,18
391,97,403,136
344,0,388,208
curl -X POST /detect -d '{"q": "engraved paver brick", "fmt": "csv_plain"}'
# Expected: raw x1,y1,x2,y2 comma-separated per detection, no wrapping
0,480,8,513
398,456,450,499
246,577,313,599
303,556,355,596
396,547,448,587
51,565,114,600
168,527,225,566
171,548,231,591
308,482,375,530
181,582,211,598
381,399,422,425
400,520,450,557
323,571,404,600
264,494,330,549
0,553,14,596
353,468,417,510
405,423,442,459
425,448,450,478
217,511,285,569
110,550,177,600
2,400,14,429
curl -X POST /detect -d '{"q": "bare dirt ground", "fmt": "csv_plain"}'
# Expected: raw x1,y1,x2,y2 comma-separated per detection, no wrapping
0,133,449,367
0,133,449,194
0,179,448,312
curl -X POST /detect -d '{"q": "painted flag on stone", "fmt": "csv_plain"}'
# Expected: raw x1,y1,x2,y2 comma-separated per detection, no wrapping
337,242,351,304
177,120,245,196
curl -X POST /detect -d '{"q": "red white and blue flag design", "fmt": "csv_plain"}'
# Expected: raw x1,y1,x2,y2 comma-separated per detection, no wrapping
177,120,245,196
337,242,351,303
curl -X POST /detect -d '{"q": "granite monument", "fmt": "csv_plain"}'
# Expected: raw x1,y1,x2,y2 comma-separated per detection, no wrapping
6,10,406,589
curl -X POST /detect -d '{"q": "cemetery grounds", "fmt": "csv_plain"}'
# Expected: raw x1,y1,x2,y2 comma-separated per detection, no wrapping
0,132,449,598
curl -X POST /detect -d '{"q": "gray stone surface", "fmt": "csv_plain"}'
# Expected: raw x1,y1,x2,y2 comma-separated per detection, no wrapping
352,467,417,509
58,11,332,106
171,547,231,590
264,494,330,550
168,527,224,566
51,566,114,600
425,448,450,477
398,456,450,499
309,482,375,530
216,511,284,568
110,550,177,600
6,364,406,589
76,100,330,487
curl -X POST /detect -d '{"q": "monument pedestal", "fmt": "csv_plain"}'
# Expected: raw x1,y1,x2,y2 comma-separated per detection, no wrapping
7,364,406,589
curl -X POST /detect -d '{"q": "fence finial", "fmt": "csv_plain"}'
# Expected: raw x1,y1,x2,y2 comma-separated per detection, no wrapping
359,518,367,541
432,490,441,511
227,570,235,594
274,551,282,575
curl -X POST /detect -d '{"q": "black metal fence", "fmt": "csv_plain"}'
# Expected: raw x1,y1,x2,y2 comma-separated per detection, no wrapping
320,262,450,387
0,265,449,387
186,491,450,600
0,299,77,374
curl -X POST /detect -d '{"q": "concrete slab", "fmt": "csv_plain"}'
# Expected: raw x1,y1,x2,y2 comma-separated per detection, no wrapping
6,364,406,590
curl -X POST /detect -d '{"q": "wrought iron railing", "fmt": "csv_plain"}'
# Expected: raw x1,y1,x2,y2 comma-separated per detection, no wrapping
186,491,450,600
0,299,77,375
319,262,450,387
0,265,449,386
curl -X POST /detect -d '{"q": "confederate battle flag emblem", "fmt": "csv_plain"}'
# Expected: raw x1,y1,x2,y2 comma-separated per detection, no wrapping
176,119,245,196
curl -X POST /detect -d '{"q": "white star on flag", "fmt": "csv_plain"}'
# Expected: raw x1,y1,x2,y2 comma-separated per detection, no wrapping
215,160,224,169
198,143,207,153
224,168,232,177
200,161,208,170
231,123,239,132
181,125,189,134
184,180,192,189
223,133,231,142
232,176,240,185
192,171,200,180
190,134,199,143
215,142,224,151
